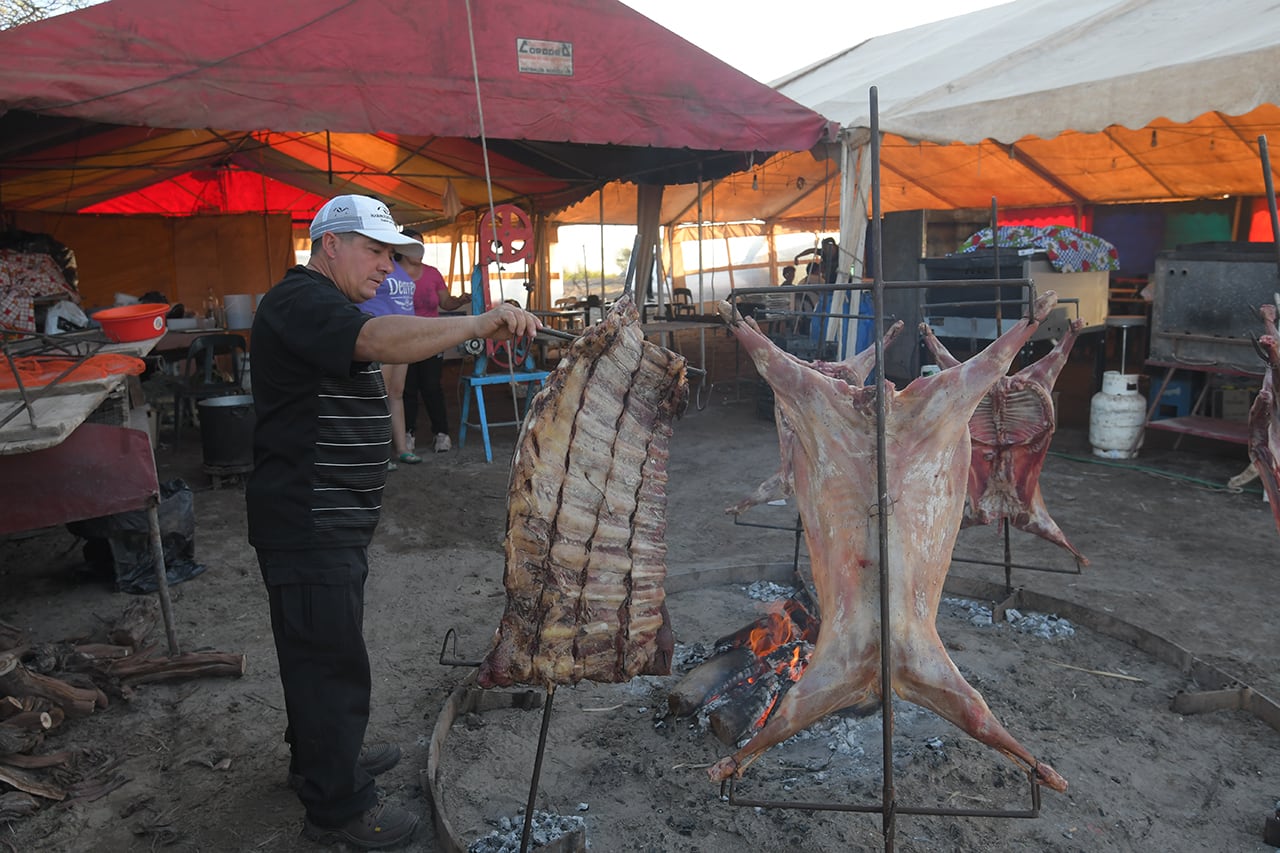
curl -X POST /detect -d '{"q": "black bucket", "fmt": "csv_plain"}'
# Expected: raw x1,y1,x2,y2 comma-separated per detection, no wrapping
198,394,255,469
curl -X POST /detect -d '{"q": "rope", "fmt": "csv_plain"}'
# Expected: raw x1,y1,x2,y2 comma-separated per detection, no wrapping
463,0,506,305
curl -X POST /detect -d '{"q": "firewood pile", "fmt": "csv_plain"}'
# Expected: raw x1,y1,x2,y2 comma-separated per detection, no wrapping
0,600,245,824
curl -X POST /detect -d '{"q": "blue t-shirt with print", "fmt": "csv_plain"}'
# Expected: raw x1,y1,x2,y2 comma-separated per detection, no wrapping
360,260,416,317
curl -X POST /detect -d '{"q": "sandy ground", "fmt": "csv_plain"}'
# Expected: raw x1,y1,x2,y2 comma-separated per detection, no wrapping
2,379,1279,852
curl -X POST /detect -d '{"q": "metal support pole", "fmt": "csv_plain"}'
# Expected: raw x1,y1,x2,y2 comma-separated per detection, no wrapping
520,683,556,853
868,84,897,853
146,498,181,657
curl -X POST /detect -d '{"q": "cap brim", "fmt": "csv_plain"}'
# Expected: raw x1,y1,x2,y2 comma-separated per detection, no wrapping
351,227,421,250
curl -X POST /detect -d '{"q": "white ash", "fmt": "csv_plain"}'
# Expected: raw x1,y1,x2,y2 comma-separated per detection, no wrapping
941,597,1075,639
744,580,797,602
1002,607,1076,639
467,809,585,853
672,640,710,671
943,596,995,626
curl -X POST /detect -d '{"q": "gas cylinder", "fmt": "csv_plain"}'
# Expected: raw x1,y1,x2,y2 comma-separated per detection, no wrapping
1089,371,1146,459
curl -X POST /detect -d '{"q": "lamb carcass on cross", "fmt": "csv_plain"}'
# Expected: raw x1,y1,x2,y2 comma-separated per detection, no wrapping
708,292,1068,793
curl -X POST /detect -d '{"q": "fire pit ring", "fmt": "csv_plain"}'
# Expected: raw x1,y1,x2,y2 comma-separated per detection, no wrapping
424,563,1280,852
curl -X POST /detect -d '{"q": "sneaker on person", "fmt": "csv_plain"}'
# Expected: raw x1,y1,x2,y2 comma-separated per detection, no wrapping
288,742,401,791
387,459,398,472
405,431,415,452
303,800,419,850
433,433,451,453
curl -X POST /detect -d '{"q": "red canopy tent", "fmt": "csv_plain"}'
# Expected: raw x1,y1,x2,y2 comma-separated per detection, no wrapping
0,0,834,223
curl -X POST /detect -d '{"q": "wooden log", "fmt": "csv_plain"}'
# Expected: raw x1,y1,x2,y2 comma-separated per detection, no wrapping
0,750,72,770
667,647,758,717
0,725,39,756
708,669,785,746
0,653,97,718
0,791,39,821
0,696,22,720
0,619,24,652
712,597,819,654
2,712,53,733
107,651,246,686
108,598,159,649
0,765,65,801
72,644,133,660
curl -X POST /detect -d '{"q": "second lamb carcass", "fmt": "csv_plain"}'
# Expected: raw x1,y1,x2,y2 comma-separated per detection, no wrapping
477,296,688,689
922,318,1089,564
708,292,1067,793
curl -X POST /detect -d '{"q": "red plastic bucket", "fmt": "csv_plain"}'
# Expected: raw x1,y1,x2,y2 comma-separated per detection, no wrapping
94,303,170,342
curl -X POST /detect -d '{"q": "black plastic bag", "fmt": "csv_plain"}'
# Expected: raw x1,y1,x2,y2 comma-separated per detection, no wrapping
68,479,207,594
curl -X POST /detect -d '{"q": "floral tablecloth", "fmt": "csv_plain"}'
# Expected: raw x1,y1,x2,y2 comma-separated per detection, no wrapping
1,250,79,332
958,225,1119,273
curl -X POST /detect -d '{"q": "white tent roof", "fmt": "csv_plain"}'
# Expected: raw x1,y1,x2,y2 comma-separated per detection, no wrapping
783,0,1280,143
773,0,1280,219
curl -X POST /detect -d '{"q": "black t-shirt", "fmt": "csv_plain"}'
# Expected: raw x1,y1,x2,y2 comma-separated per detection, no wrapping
245,266,390,552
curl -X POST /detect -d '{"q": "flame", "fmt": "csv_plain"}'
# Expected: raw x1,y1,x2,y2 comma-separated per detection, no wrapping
746,606,795,657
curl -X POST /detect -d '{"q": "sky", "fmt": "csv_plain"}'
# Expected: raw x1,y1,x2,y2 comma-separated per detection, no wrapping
618,0,1010,83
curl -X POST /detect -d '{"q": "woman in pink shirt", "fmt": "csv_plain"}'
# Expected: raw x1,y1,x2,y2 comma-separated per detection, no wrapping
402,248,470,453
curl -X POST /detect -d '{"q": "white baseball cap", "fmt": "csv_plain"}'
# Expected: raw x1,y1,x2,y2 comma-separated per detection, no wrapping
309,195,421,251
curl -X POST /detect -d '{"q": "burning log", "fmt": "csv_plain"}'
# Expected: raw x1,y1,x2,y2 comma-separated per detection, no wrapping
709,670,784,746
707,641,811,746
107,598,159,650
104,650,246,685
668,596,819,743
712,597,817,655
668,648,757,717
0,653,98,718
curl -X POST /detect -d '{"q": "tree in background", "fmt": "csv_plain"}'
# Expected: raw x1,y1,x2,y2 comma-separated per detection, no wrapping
0,0,99,29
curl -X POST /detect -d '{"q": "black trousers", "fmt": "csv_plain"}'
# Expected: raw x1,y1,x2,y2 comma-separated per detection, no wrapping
258,547,375,826
404,353,448,437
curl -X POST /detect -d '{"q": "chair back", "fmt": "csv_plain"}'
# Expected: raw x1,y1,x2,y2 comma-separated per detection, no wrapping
183,333,247,391
670,287,695,318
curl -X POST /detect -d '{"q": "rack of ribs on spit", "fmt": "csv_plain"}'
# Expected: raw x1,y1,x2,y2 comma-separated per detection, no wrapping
1247,303,1280,534
726,320,905,517
707,292,1068,793
921,317,1089,564
477,296,689,689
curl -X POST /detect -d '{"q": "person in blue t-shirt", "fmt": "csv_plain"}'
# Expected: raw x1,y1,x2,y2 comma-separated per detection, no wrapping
360,242,421,467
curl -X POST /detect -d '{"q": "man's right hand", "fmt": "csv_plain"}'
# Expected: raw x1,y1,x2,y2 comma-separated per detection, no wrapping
476,302,541,342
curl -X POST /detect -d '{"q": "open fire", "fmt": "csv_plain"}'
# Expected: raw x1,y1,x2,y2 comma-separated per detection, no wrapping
668,594,819,746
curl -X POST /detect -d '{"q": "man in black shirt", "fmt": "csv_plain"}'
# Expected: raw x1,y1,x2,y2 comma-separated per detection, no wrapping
247,195,538,848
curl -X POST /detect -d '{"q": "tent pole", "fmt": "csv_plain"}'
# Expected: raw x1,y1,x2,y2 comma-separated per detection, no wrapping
599,191,606,302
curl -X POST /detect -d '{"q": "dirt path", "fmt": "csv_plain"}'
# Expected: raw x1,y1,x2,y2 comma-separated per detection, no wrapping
1,395,1278,852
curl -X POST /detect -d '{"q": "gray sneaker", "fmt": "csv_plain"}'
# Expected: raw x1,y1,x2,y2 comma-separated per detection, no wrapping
303,801,418,849
433,433,451,453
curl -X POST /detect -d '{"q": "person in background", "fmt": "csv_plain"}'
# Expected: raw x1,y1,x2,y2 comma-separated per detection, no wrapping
360,236,421,468
400,231,469,454
778,264,796,287
247,194,539,849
